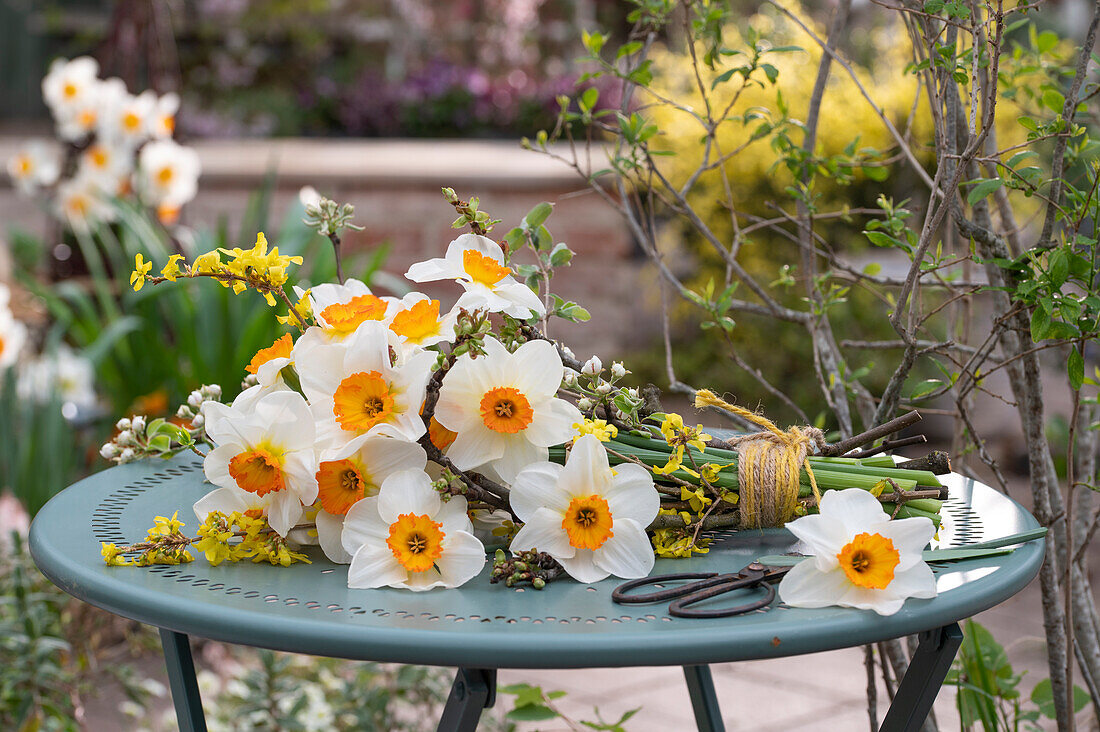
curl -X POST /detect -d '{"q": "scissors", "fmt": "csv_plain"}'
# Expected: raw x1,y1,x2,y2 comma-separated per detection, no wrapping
612,561,793,619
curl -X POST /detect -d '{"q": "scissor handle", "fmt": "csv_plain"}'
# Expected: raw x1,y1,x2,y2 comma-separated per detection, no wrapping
668,577,777,619
612,572,726,604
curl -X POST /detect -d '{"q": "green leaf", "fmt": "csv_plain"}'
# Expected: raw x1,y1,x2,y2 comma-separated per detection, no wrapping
967,178,1004,206
1048,249,1069,289
1042,88,1065,113
1031,306,1052,342
1069,347,1084,390
508,705,559,721
924,0,945,11
908,379,945,400
865,231,900,248
549,242,574,267
524,202,554,229
1031,678,1091,718
580,87,600,112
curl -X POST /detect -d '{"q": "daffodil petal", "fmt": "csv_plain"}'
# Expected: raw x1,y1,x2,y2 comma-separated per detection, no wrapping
509,508,576,559
316,509,352,564
509,462,569,519
341,496,387,555
592,519,653,579
524,398,583,448
819,488,892,537
434,530,487,588
348,544,406,589
877,517,936,570
376,470,440,525
556,547,609,584
602,464,660,526
777,560,852,608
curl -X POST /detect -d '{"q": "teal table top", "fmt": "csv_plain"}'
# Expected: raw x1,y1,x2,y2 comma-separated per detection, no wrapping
30,453,1043,669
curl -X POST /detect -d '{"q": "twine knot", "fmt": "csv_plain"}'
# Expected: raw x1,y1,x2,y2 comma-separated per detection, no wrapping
694,390,827,529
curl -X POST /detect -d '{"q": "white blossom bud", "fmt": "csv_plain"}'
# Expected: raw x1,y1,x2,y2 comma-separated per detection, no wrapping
577,397,595,411
204,384,222,399
581,356,603,377
116,417,131,431
191,413,205,428
561,345,576,360
100,443,119,459
176,405,194,419
187,390,203,408
131,415,146,433
119,447,136,463
627,388,639,399
117,430,135,446
611,361,628,379
596,382,612,395
614,408,627,420
562,368,579,386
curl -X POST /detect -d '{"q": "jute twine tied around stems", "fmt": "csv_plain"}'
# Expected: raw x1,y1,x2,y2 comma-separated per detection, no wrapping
694,390,827,529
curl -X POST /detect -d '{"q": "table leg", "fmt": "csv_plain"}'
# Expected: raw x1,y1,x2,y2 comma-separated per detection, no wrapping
879,623,963,732
437,667,497,732
159,629,207,732
683,665,726,732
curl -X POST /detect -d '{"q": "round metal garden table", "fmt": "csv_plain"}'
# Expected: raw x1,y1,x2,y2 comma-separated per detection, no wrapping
30,452,1043,732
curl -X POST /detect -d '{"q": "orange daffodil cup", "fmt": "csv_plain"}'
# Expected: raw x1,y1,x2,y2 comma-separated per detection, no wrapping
777,489,937,616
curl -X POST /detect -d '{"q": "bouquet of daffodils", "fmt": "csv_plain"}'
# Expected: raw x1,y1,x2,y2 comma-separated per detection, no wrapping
101,191,945,601
8,57,199,231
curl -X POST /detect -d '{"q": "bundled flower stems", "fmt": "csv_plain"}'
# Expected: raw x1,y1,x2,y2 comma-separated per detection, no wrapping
551,424,948,533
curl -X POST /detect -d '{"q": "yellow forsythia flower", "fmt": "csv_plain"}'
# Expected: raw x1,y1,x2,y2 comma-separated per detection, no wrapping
130,253,152,291
161,254,186,281
572,418,618,443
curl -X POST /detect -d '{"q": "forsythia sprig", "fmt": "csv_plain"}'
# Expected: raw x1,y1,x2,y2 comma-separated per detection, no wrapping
129,232,309,323
102,511,311,568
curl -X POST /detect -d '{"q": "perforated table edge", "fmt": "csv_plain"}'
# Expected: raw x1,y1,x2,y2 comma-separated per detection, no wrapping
30,453,1044,732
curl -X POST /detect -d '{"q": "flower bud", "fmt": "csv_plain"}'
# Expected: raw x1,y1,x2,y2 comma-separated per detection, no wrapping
562,368,579,387
204,384,222,399
578,397,594,411
581,356,602,376
191,414,205,428
611,361,628,379
627,388,639,399
116,418,131,431
187,391,203,408
131,416,146,433
117,430,135,446
561,345,576,360
119,447,136,463
100,443,119,459
595,382,612,395
177,405,193,419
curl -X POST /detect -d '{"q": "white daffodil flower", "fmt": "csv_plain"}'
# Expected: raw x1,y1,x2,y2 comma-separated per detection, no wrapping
0,285,27,371
293,279,398,349
77,142,132,196
385,292,460,353
509,435,659,583
6,141,61,195
197,388,319,536
135,139,200,215
41,57,100,119
341,469,486,591
244,333,295,387
778,488,937,616
405,233,545,318
312,434,428,563
55,175,115,232
99,85,155,148
295,320,435,447
434,336,581,482
150,92,179,139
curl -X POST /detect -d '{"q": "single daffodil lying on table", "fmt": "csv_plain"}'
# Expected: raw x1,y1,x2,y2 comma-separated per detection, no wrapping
756,490,1047,616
